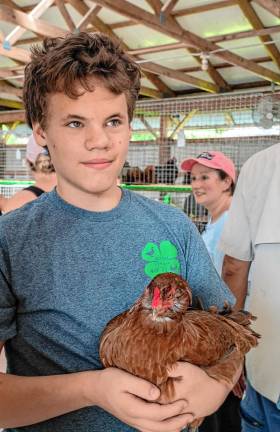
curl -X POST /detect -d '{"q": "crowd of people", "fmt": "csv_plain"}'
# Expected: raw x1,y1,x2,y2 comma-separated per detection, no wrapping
0,30,278,432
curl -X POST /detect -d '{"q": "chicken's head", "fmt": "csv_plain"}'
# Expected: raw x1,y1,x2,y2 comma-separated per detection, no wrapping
144,272,192,320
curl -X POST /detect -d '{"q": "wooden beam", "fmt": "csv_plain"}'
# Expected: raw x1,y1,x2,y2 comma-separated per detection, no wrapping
5,0,55,45
179,56,271,72
0,110,25,123
254,0,280,17
108,1,239,28
172,0,238,17
0,82,22,97
169,110,198,139
147,0,229,91
139,115,157,138
209,24,280,43
140,86,163,98
68,0,174,97
0,99,23,109
76,5,102,31
0,45,30,63
161,0,179,15
140,61,219,93
237,0,280,69
127,25,280,56
93,0,280,84
0,5,67,40
55,0,76,31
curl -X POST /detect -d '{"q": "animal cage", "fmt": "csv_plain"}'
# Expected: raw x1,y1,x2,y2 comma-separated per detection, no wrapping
1,90,279,230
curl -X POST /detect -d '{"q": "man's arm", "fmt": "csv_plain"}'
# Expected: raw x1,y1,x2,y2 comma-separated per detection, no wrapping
222,255,251,310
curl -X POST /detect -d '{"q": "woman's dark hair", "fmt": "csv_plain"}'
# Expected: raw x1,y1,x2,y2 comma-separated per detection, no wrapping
217,170,235,195
23,32,141,129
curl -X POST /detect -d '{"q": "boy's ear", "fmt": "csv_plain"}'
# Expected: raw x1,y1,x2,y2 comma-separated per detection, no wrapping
32,123,46,148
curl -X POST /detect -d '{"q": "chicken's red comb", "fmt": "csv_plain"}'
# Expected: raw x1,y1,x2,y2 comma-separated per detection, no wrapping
152,286,161,308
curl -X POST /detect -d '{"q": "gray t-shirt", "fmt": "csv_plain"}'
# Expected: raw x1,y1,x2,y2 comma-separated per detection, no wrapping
0,188,234,431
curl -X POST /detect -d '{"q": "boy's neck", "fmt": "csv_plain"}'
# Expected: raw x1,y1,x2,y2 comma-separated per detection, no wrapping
56,184,123,212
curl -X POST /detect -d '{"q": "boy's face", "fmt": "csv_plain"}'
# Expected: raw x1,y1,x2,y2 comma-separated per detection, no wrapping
33,83,131,210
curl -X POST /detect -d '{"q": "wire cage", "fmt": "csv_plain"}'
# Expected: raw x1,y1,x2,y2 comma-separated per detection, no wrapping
1,90,279,230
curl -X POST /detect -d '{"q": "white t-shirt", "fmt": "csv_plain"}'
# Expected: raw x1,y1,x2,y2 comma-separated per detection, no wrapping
220,143,280,405
202,212,228,276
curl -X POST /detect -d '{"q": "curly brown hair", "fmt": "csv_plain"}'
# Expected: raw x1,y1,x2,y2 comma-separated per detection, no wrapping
23,32,141,129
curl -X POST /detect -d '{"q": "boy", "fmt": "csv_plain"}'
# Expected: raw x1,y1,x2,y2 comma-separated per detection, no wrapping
0,32,237,431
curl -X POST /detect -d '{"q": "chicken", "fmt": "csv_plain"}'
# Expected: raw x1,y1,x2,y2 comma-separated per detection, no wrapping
99,272,260,430
155,157,179,184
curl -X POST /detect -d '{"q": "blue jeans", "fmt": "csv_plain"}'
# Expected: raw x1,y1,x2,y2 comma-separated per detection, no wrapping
240,381,280,432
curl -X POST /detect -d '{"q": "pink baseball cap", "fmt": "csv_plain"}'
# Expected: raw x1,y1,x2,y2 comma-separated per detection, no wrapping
26,134,42,164
181,151,236,183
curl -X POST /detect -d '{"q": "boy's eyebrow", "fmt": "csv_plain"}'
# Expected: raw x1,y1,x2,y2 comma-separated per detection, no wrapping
61,114,87,122
61,112,126,121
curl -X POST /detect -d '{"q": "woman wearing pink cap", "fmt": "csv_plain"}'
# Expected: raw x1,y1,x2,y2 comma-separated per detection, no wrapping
181,151,240,432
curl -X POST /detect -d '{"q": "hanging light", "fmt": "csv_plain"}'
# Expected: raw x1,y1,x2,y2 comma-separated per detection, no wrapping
200,52,210,71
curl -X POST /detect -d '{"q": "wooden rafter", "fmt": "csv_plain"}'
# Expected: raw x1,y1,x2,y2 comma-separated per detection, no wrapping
254,0,280,17
0,44,30,63
93,0,280,84
0,98,23,109
161,0,180,16
5,0,55,46
127,25,280,56
0,82,22,97
55,0,76,31
139,115,157,138
140,61,219,93
169,110,198,139
140,87,163,99
0,5,67,40
76,5,102,31
67,0,175,96
237,0,280,69
147,0,230,91
172,0,238,17
0,110,25,122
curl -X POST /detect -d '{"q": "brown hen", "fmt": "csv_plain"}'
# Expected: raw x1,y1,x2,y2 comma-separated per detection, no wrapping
99,272,260,430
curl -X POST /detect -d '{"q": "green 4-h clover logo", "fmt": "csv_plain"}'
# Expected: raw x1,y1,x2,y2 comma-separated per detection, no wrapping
141,240,180,278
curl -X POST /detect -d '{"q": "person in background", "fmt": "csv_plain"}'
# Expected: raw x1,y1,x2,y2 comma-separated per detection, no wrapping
0,32,240,432
1,134,56,213
181,150,240,432
220,144,280,432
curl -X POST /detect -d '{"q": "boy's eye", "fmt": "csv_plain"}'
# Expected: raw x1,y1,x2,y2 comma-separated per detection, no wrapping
107,118,121,127
67,121,82,128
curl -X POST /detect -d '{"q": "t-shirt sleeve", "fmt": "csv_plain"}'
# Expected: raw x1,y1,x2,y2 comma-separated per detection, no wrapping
0,236,17,341
219,169,253,261
184,220,235,309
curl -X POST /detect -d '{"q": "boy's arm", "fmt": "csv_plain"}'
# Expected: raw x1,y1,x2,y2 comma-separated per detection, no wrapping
222,255,251,310
0,340,96,428
0,342,193,431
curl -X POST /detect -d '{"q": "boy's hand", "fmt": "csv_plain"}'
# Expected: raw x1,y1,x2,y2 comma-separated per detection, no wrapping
166,362,232,419
89,367,194,432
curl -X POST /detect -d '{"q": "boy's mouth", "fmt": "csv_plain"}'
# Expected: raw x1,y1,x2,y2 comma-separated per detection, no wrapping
82,159,112,169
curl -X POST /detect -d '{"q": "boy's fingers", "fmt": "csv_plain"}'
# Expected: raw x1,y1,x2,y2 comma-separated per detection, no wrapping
137,412,194,432
130,397,190,422
126,375,160,401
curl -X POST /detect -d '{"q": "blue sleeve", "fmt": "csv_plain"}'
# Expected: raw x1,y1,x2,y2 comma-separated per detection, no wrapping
184,220,236,309
0,234,17,341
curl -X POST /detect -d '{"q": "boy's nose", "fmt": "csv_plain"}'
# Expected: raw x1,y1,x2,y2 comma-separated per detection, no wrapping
85,126,110,150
